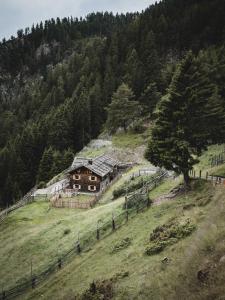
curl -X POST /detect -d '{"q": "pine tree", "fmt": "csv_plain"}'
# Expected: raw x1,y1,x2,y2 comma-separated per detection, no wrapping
141,31,161,88
37,147,54,183
139,82,161,116
123,48,143,97
61,148,74,170
89,78,104,137
145,51,225,186
50,150,63,176
105,83,141,133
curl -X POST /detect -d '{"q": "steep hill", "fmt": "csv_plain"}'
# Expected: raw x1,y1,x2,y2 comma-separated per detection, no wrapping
1,139,225,299
1,0,225,208
23,180,225,300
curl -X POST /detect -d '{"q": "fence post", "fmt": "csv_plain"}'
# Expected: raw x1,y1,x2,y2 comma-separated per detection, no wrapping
77,241,81,254
126,209,129,222
194,170,196,178
31,258,36,289
206,172,208,180
58,258,62,269
96,222,100,240
125,196,129,222
30,258,33,281
32,277,36,289
76,232,81,253
112,213,116,231
199,170,202,179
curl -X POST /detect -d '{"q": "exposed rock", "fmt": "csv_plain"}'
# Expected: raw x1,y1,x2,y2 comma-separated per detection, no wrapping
36,43,51,59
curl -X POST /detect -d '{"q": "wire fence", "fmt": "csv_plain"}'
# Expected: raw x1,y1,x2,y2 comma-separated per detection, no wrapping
209,148,225,168
189,169,225,184
0,172,167,300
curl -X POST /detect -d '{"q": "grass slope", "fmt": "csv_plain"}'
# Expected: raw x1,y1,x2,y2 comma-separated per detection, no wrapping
19,180,225,300
0,197,124,290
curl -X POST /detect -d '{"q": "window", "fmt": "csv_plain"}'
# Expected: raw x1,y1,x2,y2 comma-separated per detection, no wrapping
88,185,96,191
73,174,81,180
73,184,81,190
89,176,97,181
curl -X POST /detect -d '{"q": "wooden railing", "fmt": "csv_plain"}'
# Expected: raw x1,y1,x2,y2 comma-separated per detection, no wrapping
50,173,123,209
189,169,225,185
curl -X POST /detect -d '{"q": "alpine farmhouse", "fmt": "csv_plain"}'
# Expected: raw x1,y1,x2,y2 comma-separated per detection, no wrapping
67,155,120,193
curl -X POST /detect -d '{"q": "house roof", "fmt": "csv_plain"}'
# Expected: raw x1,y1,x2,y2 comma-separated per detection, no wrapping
68,154,120,177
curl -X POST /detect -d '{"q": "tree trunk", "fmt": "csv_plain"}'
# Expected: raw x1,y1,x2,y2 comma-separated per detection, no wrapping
183,170,190,190
123,122,127,133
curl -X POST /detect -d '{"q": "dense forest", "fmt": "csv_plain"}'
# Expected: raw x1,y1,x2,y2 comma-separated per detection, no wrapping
0,0,225,207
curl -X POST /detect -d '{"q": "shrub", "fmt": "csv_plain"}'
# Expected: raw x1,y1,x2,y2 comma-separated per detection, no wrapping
145,242,165,255
145,219,196,256
63,228,71,235
111,237,132,253
37,181,46,188
123,193,150,210
113,175,156,200
113,186,126,199
79,279,114,300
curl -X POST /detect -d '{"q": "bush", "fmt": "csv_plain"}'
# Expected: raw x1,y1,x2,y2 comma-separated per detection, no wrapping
145,219,196,256
113,175,156,200
111,237,132,253
37,181,46,188
79,279,114,300
123,193,150,210
63,228,71,235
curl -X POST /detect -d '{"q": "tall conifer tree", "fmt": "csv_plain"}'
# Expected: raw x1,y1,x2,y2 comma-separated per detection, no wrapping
145,51,225,186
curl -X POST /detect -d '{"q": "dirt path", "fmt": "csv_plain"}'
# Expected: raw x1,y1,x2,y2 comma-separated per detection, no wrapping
153,184,185,206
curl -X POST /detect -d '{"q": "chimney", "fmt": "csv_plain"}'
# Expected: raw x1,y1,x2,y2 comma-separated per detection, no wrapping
88,159,93,165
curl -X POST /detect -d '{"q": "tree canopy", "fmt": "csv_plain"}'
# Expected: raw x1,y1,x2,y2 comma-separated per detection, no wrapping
0,0,225,206
145,51,225,186
105,83,141,133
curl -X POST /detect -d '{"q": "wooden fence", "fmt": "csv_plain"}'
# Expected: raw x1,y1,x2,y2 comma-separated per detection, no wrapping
129,168,159,179
0,187,37,225
209,148,225,168
189,169,225,185
50,173,123,209
50,197,98,209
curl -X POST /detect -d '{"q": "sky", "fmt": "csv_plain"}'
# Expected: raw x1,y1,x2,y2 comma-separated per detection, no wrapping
0,0,156,40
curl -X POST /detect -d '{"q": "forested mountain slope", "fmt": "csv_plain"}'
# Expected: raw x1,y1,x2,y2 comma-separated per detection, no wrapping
0,0,225,207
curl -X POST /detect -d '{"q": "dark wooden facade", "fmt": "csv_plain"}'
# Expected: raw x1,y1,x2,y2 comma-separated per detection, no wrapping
69,166,107,193
67,154,120,193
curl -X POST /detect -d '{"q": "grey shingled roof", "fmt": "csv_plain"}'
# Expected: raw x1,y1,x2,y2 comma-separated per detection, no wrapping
68,154,120,177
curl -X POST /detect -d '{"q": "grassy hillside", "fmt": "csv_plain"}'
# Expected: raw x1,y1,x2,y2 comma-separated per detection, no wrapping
1,142,225,299
20,180,225,300
0,194,125,291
